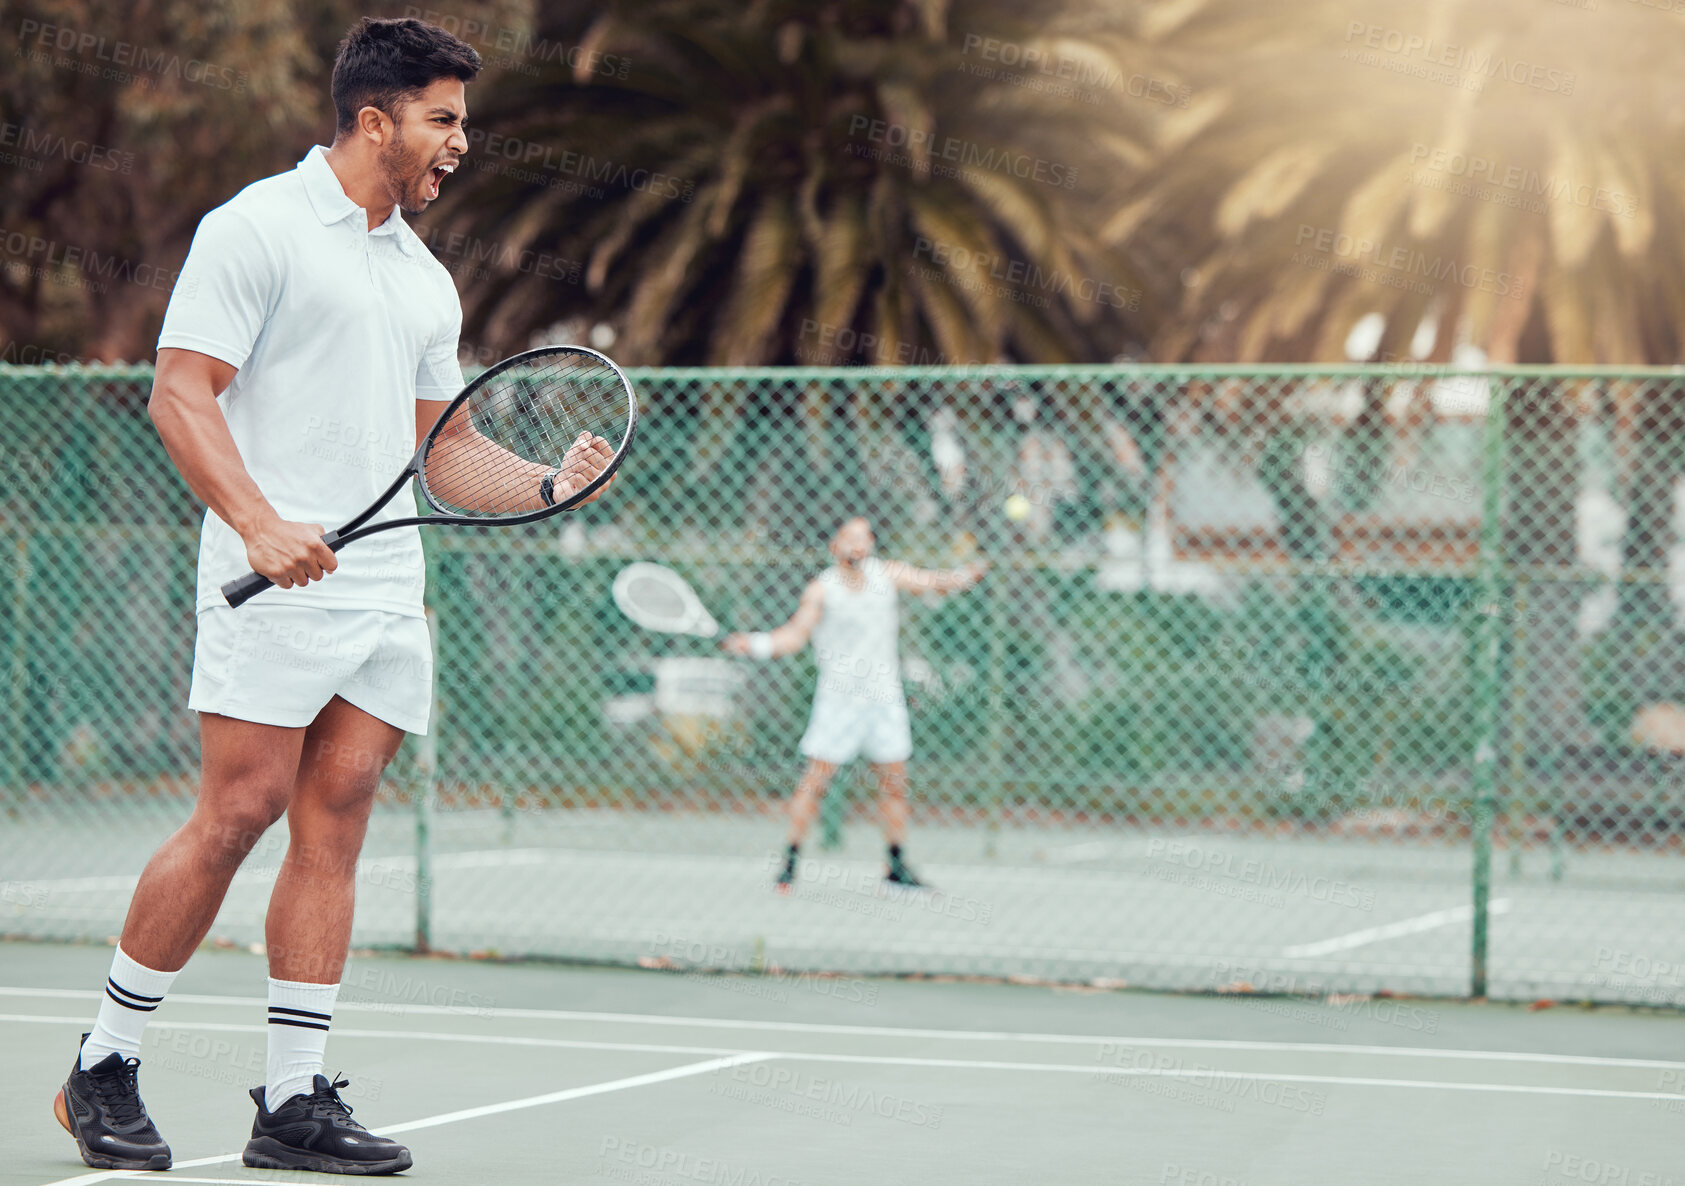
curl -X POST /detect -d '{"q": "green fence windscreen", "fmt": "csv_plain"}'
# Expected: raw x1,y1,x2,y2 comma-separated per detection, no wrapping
4,365,1684,1006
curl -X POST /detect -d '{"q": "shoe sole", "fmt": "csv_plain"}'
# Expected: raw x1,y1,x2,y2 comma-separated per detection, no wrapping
244,1135,413,1175
53,1087,172,1171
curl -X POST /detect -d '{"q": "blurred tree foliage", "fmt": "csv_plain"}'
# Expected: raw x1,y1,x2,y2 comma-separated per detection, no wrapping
0,0,522,361
2,1,1681,366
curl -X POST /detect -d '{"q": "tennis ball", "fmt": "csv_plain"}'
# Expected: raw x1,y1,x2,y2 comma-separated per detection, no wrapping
1004,494,1032,521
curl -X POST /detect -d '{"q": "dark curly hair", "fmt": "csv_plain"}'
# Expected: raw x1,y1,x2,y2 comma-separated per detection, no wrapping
331,17,482,135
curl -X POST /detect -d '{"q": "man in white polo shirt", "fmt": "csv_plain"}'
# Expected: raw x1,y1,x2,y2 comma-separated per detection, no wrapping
52,18,504,1177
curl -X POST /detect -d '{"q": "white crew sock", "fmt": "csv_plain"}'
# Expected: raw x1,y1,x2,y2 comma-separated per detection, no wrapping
266,977,340,1110
81,946,179,1069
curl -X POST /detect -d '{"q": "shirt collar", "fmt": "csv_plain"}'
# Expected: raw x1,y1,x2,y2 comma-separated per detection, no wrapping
297,145,412,245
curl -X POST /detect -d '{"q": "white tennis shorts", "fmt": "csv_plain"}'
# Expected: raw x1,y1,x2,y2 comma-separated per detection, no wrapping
798,685,912,766
189,604,433,734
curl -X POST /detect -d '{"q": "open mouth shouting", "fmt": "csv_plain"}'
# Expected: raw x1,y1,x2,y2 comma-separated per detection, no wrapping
425,158,457,201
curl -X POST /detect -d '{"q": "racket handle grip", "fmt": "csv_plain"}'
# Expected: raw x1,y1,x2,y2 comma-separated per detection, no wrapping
221,529,347,608
221,570,273,608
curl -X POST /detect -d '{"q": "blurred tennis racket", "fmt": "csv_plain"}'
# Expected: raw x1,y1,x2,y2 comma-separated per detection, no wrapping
612,562,720,637
222,345,637,607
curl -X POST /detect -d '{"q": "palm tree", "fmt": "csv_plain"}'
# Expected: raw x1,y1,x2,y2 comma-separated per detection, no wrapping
421,0,1163,365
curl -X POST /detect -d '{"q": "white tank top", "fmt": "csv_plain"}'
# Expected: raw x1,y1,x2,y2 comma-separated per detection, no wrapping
810,557,901,700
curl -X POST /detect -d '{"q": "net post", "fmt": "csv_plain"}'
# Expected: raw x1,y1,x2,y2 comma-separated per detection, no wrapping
1470,376,1508,999
414,606,440,955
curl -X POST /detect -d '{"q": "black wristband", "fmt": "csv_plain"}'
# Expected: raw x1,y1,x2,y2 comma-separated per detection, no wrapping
539,467,562,507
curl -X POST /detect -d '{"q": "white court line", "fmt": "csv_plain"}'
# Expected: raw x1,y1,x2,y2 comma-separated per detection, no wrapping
6,850,554,895
1282,899,1513,958
8,1014,1685,1103
34,1053,769,1186
4,986,1680,1070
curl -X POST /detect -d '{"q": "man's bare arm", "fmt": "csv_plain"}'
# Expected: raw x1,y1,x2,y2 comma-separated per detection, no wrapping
419,397,615,513
884,559,990,596
149,347,337,590
721,580,825,658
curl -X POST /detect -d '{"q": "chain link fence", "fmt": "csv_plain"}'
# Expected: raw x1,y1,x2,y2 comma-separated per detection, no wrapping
4,364,1685,1006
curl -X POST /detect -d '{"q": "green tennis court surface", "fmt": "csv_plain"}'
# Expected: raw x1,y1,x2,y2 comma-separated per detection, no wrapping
3,940,1681,1186
8,810,1685,1004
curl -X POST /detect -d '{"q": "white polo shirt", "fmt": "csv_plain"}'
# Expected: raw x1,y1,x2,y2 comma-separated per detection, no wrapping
158,145,463,618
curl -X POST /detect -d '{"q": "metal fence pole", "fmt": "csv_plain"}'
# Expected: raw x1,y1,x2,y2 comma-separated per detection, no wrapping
6,531,27,803
415,606,440,954
1470,378,1508,997
984,560,1005,859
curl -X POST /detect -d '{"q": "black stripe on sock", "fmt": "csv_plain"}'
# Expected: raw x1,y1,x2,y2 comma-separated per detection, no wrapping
106,986,157,1012
108,978,164,1004
268,1005,333,1021
267,1017,332,1031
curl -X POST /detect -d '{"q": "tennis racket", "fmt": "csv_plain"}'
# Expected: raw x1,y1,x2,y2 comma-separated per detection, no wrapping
612,562,720,637
222,345,637,608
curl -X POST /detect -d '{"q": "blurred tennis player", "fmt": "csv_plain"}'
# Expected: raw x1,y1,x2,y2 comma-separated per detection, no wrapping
52,18,606,1176
723,518,987,891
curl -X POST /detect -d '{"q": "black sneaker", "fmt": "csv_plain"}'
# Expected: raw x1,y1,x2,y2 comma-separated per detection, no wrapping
885,854,929,889
54,1035,172,1170
774,852,797,894
242,1074,412,1176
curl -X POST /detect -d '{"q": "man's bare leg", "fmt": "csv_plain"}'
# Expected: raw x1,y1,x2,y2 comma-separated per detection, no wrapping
871,761,909,848
119,714,306,971
786,758,838,846
872,761,925,885
774,758,837,889
255,695,402,1117
59,712,304,1168
265,695,403,984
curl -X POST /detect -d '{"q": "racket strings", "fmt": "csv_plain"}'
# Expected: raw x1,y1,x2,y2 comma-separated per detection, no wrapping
625,576,688,620
423,351,630,518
